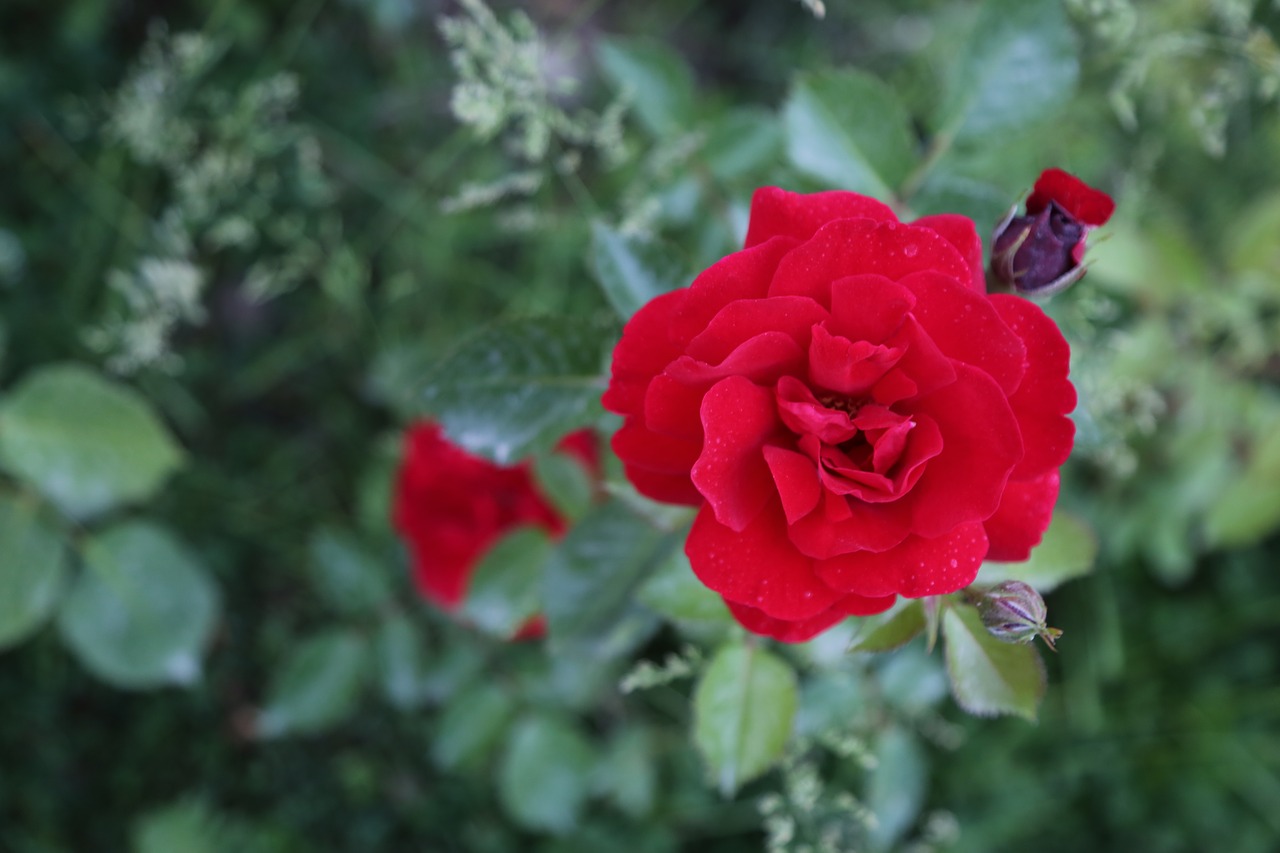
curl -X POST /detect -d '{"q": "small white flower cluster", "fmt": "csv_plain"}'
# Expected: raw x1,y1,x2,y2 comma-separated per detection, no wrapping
437,0,631,213
87,27,344,373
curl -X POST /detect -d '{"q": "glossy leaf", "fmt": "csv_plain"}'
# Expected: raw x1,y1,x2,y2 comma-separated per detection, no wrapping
942,603,1045,721
693,642,798,795
0,493,67,650
256,630,369,737
866,725,929,851
461,527,550,638
589,222,686,321
977,512,1098,592
543,500,673,653
934,0,1079,142
783,68,915,197
421,316,617,464
57,522,219,689
596,37,696,137
847,601,926,653
498,714,596,834
433,682,515,770
1204,429,1280,548
534,447,595,523
308,527,393,616
0,363,184,518
375,613,430,710
597,728,657,819
635,548,733,627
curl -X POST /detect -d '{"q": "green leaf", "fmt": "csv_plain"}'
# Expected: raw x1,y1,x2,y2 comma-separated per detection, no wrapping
543,500,673,653
421,316,617,464
57,522,219,689
256,629,369,737
635,548,733,627
1205,479,1280,549
588,222,686,321
703,108,784,183
976,512,1098,592
877,643,949,715
433,682,515,770
1227,191,1280,273
597,728,657,819
596,38,696,137
693,642,799,796
866,725,929,851
942,603,1045,721
783,68,915,197
910,172,1010,230
498,714,597,834
0,363,184,518
461,527,551,638
534,448,595,523
133,800,222,853
847,602,925,653
375,613,430,710
933,0,1079,142
0,492,68,650
308,527,393,616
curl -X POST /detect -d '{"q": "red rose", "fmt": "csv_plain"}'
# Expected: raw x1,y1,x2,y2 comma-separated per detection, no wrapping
603,187,1076,642
391,421,598,630
991,168,1115,295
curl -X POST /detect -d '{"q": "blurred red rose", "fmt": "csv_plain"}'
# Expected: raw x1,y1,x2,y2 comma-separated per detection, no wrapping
391,421,598,632
603,187,1075,642
991,168,1115,295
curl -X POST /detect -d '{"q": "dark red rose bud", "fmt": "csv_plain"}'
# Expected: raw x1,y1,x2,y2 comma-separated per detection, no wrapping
991,168,1115,296
976,580,1062,650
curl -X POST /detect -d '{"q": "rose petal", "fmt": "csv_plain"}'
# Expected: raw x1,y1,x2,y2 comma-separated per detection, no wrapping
775,376,858,445
691,377,781,530
744,186,896,248
723,599,851,643
899,271,1027,395
602,289,688,416
984,471,1060,561
686,296,828,365
644,373,707,442
672,235,800,342
687,504,841,619
666,332,806,387
898,363,1023,537
827,275,916,342
990,295,1076,479
808,325,904,397
913,213,986,292
770,220,972,307
1027,168,1115,226
815,521,988,598
611,422,702,504
763,445,823,524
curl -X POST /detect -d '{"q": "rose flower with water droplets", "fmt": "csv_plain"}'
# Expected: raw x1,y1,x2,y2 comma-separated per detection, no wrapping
603,187,1076,642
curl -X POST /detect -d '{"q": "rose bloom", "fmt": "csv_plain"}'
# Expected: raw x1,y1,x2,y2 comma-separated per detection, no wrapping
603,187,1075,642
392,421,598,631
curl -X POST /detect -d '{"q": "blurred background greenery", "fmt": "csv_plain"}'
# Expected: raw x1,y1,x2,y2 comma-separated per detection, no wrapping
2,0,1279,850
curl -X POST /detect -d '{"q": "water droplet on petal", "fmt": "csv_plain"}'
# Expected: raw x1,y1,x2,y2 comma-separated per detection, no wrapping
903,244,918,258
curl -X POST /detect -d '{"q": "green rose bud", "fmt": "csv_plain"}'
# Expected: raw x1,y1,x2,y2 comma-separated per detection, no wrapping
977,581,1063,651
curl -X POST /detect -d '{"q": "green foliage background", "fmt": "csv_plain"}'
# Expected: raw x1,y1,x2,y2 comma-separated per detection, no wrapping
2,0,1279,850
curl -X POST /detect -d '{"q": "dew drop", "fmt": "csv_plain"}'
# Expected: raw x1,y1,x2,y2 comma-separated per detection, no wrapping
949,558,958,568
903,244,918,258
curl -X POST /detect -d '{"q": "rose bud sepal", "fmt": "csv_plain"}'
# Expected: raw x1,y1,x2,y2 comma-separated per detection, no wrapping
975,580,1063,651
989,203,1091,297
